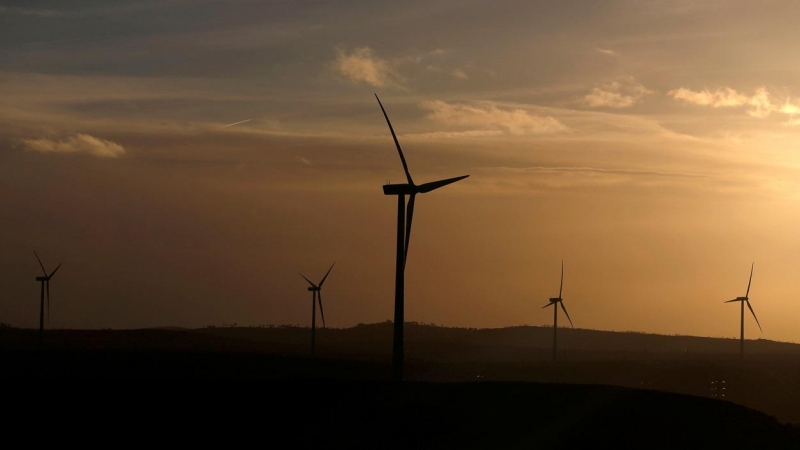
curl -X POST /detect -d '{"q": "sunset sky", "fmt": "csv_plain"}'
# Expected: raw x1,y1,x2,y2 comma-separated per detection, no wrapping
2,1,800,342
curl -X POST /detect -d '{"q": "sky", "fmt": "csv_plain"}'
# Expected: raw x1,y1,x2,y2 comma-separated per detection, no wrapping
2,0,800,342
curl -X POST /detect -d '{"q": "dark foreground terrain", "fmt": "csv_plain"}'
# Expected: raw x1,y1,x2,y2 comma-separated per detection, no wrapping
2,349,800,449
3,325,800,447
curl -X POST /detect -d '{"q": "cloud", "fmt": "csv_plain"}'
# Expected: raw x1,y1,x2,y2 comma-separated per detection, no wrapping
668,86,800,121
223,119,252,127
420,100,567,135
584,78,652,108
747,87,773,118
452,69,469,80
668,87,750,108
595,47,617,56
20,134,125,158
404,129,504,141
780,101,800,116
331,47,401,88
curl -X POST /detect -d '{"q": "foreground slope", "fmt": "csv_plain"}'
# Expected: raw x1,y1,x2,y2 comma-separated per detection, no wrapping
1,349,799,449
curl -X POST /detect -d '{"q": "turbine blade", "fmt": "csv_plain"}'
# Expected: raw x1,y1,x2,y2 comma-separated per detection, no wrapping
417,175,469,193
560,301,574,328
559,260,564,299
34,251,47,276
319,262,335,287
724,299,741,303
299,273,317,288
404,194,415,266
317,291,326,328
49,263,62,278
746,300,762,332
375,94,413,185
542,303,553,309
746,262,754,298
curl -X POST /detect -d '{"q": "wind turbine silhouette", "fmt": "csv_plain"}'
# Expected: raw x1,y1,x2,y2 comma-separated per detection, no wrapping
375,94,469,381
300,262,334,356
34,251,61,344
724,262,762,359
542,260,573,362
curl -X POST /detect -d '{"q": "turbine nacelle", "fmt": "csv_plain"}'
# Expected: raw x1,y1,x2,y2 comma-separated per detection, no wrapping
307,286,319,292
383,183,415,196
549,297,562,303
36,276,49,282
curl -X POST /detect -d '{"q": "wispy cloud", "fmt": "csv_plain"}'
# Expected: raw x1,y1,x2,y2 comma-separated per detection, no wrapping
669,86,800,121
223,119,252,127
452,69,469,80
20,134,125,158
668,87,751,108
421,100,567,136
474,165,716,192
403,129,504,141
584,77,652,108
331,47,402,88
488,165,708,179
595,47,617,56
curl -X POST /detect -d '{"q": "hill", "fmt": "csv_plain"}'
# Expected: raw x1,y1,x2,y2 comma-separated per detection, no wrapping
2,323,799,424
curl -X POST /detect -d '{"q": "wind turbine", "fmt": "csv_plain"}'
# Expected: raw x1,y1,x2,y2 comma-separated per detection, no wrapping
375,94,469,381
299,262,335,356
34,251,61,344
724,262,762,359
542,260,573,362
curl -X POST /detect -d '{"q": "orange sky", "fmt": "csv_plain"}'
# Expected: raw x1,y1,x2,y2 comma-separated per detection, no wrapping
2,1,800,342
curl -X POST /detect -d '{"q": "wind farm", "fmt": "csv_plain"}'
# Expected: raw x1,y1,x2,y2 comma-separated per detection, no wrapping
5,1,800,447
3,95,797,445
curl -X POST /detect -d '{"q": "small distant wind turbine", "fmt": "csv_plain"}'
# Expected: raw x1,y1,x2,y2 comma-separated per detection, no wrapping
375,94,469,381
299,263,335,356
542,260,573,362
34,251,61,344
724,262,762,359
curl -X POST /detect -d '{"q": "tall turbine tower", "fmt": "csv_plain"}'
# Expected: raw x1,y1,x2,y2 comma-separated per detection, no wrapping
542,260,573,362
300,263,335,356
375,94,469,381
724,262,762,359
34,251,61,344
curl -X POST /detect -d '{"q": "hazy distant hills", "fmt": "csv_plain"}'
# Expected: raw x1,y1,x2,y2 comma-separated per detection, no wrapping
196,322,800,362
3,321,800,361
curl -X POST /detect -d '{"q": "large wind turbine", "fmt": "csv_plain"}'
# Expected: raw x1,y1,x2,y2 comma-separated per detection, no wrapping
724,262,762,359
375,94,469,381
542,260,573,362
300,263,335,356
34,251,61,344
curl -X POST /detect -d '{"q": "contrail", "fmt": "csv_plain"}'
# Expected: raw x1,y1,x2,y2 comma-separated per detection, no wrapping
223,119,252,127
